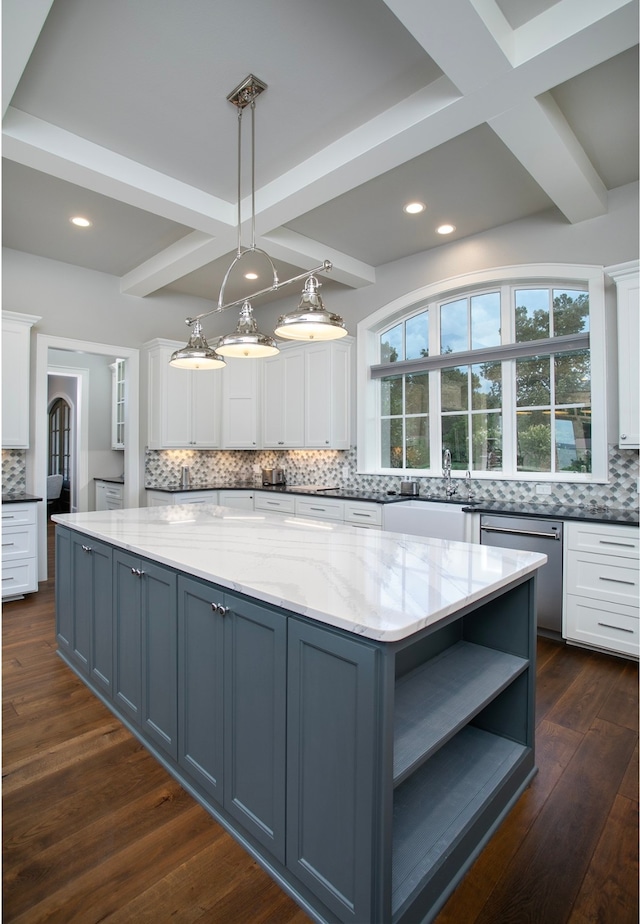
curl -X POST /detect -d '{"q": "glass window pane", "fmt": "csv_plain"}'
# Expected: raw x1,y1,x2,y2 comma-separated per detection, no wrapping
472,361,501,410
405,372,429,415
406,417,429,469
441,366,468,412
381,376,403,416
555,350,591,405
516,356,551,407
515,289,549,341
517,411,551,472
380,324,403,362
442,416,469,469
472,413,502,472
381,418,404,468
555,409,592,473
405,311,429,360
471,292,501,348
553,290,589,336
440,298,467,354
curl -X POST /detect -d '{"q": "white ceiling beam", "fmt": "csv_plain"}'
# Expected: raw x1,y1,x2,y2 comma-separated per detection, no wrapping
382,0,513,93
120,231,235,297
259,230,376,289
489,93,608,223
2,108,236,236
2,0,54,117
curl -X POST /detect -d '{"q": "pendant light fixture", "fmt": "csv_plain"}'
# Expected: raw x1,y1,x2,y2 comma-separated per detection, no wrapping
169,319,225,369
169,75,347,370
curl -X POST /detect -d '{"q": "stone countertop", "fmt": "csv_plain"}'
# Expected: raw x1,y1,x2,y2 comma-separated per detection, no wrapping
2,492,43,504
462,499,639,527
144,483,639,524
52,505,545,643
94,476,125,484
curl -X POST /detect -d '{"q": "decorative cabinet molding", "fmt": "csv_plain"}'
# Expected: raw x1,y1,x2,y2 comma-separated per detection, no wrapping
606,261,639,448
2,311,41,449
145,339,221,449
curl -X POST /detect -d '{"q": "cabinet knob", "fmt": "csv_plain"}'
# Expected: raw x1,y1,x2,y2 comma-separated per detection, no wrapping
211,603,228,615
82,545,92,553
130,567,145,577
621,433,627,440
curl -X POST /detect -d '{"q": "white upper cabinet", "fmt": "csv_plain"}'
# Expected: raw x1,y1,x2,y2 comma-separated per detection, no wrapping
110,358,126,450
262,347,305,448
304,340,352,450
145,340,221,449
607,261,639,448
221,357,260,449
2,311,41,449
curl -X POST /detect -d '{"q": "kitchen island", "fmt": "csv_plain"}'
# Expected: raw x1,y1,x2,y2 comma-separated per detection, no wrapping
53,504,545,924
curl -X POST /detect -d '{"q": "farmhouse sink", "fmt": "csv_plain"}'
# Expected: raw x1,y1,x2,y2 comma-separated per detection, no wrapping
382,499,468,541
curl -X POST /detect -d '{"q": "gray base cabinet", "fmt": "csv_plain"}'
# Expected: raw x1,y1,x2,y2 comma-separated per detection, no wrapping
178,574,287,862
113,549,177,759
55,527,113,697
55,525,537,924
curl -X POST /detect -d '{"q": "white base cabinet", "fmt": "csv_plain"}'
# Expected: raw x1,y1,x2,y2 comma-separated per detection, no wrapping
95,480,124,511
563,521,639,658
2,502,39,598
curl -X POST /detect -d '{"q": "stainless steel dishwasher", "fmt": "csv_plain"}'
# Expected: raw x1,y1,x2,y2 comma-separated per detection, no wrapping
479,514,563,638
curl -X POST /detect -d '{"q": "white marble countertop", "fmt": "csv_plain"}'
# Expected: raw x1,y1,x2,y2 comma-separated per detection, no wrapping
52,504,546,643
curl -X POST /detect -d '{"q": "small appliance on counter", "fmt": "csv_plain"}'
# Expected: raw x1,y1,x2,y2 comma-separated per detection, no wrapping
262,468,285,486
181,466,191,489
400,480,419,496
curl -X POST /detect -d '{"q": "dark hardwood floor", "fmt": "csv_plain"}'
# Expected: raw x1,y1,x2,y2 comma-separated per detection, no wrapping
3,525,638,923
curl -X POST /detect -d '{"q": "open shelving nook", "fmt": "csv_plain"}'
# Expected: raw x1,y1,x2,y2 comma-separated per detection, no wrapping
385,577,537,924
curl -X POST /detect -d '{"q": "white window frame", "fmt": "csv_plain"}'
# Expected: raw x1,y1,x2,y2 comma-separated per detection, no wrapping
357,264,608,483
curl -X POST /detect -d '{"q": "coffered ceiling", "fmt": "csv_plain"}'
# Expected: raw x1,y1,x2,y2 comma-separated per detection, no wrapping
2,0,638,309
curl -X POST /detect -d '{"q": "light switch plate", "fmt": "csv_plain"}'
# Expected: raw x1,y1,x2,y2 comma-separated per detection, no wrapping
535,483,552,495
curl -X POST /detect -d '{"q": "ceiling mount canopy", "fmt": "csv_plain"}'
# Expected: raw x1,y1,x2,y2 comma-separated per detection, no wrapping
170,75,347,369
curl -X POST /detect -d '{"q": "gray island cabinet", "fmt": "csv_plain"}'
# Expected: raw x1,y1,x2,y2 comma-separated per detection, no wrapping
53,505,544,924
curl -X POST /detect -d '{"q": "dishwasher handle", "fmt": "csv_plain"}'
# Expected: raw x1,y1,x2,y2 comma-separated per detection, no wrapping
480,524,561,541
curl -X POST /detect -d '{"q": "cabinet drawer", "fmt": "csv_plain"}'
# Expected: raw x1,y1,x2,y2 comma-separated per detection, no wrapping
2,503,37,527
1,525,36,561
566,522,639,559
254,494,295,515
566,552,639,608
564,595,639,658
294,497,344,521
2,559,37,597
344,502,382,528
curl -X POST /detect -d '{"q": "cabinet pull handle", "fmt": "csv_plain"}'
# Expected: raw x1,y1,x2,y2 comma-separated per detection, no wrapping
598,540,636,548
2,515,15,520
82,545,92,553
598,576,636,586
2,542,15,547
3,576,14,582
309,506,325,512
351,512,369,517
597,621,634,634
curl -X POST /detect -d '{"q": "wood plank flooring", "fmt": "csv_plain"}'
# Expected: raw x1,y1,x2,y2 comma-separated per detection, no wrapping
3,527,638,923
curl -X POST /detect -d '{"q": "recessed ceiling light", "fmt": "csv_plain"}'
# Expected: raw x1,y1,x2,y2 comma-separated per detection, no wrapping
403,201,426,215
244,272,258,280
70,216,92,228
437,223,456,235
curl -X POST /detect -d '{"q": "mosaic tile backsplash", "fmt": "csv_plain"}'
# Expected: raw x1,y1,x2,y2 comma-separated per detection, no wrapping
145,445,639,510
2,450,27,494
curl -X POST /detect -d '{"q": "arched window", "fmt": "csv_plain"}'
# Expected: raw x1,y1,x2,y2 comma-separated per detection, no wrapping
48,397,71,480
357,264,607,482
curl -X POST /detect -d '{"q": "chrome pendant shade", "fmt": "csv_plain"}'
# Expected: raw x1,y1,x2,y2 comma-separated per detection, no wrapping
169,320,226,369
216,301,278,358
274,276,347,341
169,75,348,369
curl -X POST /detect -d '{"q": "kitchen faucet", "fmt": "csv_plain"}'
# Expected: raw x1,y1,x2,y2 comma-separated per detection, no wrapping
443,449,456,496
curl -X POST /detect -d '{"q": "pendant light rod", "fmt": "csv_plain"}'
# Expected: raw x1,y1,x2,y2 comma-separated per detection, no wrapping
185,260,333,326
